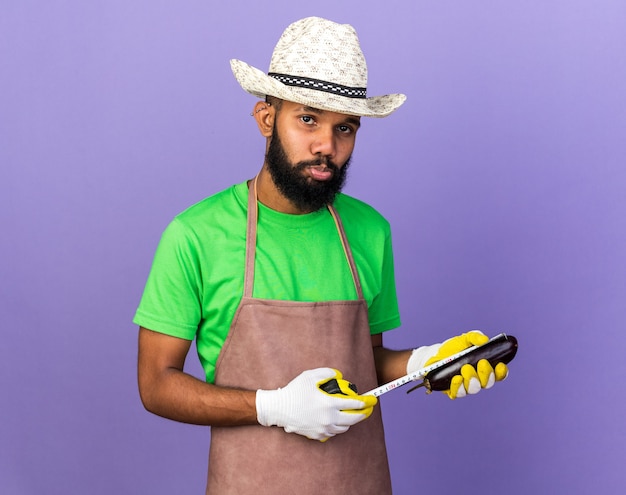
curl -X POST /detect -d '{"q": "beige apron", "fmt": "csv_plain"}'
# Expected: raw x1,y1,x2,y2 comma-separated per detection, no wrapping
206,180,392,494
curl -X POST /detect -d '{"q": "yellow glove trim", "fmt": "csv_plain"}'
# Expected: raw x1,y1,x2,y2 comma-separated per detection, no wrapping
317,369,378,417
476,359,495,388
342,389,377,419
447,375,465,400
494,362,509,381
424,331,489,367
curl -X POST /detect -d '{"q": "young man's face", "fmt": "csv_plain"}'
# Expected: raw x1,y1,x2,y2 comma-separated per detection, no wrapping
265,100,361,212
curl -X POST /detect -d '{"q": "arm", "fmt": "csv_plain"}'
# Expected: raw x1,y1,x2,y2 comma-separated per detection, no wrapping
371,333,411,385
137,326,257,426
137,326,375,441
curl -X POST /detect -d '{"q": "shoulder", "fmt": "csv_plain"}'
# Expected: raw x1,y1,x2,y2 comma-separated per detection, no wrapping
157,182,248,248
175,182,247,225
333,193,391,233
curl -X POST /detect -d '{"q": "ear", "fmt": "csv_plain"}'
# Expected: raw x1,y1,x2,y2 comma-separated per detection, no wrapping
252,101,275,137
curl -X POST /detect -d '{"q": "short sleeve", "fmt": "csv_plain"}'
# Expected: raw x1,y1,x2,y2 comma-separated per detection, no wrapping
133,219,202,340
367,229,401,334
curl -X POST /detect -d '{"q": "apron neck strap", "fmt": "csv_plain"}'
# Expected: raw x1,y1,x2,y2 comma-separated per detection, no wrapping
244,176,364,300
327,203,365,300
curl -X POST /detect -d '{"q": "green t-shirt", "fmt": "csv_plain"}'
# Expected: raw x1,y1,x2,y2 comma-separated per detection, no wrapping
134,181,401,383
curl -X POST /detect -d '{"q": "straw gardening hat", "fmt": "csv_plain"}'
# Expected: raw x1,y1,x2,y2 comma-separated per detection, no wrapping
230,17,406,118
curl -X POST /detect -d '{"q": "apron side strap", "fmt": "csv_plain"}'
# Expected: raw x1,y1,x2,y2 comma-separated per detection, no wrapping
244,177,259,298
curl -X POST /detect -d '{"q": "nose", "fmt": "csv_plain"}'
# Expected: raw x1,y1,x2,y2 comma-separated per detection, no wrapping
310,126,336,159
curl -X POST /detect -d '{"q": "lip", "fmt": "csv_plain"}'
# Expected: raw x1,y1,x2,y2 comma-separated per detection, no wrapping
307,165,334,181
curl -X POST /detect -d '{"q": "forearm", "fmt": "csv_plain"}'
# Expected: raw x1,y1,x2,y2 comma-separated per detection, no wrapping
372,345,412,386
139,367,258,426
137,326,257,426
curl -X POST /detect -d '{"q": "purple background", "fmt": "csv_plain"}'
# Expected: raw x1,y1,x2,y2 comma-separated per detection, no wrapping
2,1,625,493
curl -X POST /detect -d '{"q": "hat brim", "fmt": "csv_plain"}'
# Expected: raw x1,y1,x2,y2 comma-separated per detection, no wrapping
230,59,406,118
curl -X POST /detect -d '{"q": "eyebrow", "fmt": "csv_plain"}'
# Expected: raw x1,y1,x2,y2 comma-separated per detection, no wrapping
301,106,361,129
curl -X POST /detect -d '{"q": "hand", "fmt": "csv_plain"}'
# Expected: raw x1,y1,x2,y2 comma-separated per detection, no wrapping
407,331,509,399
256,368,377,442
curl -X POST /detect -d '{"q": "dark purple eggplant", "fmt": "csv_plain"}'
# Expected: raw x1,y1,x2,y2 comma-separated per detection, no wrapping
424,334,518,392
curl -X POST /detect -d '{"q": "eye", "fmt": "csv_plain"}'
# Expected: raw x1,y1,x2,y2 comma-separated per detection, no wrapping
300,115,315,125
337,124,353,134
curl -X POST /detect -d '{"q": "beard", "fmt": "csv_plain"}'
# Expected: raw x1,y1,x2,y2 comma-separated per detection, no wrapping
265,127,351,213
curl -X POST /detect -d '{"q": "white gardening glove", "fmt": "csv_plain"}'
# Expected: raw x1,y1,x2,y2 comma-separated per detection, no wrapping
256,367,377,442
406,331,509,399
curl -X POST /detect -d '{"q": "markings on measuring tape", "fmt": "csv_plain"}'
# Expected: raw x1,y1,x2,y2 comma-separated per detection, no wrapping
365,338,492,397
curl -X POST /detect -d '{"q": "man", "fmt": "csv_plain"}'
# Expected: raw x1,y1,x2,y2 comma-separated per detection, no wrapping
134,17,509,494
